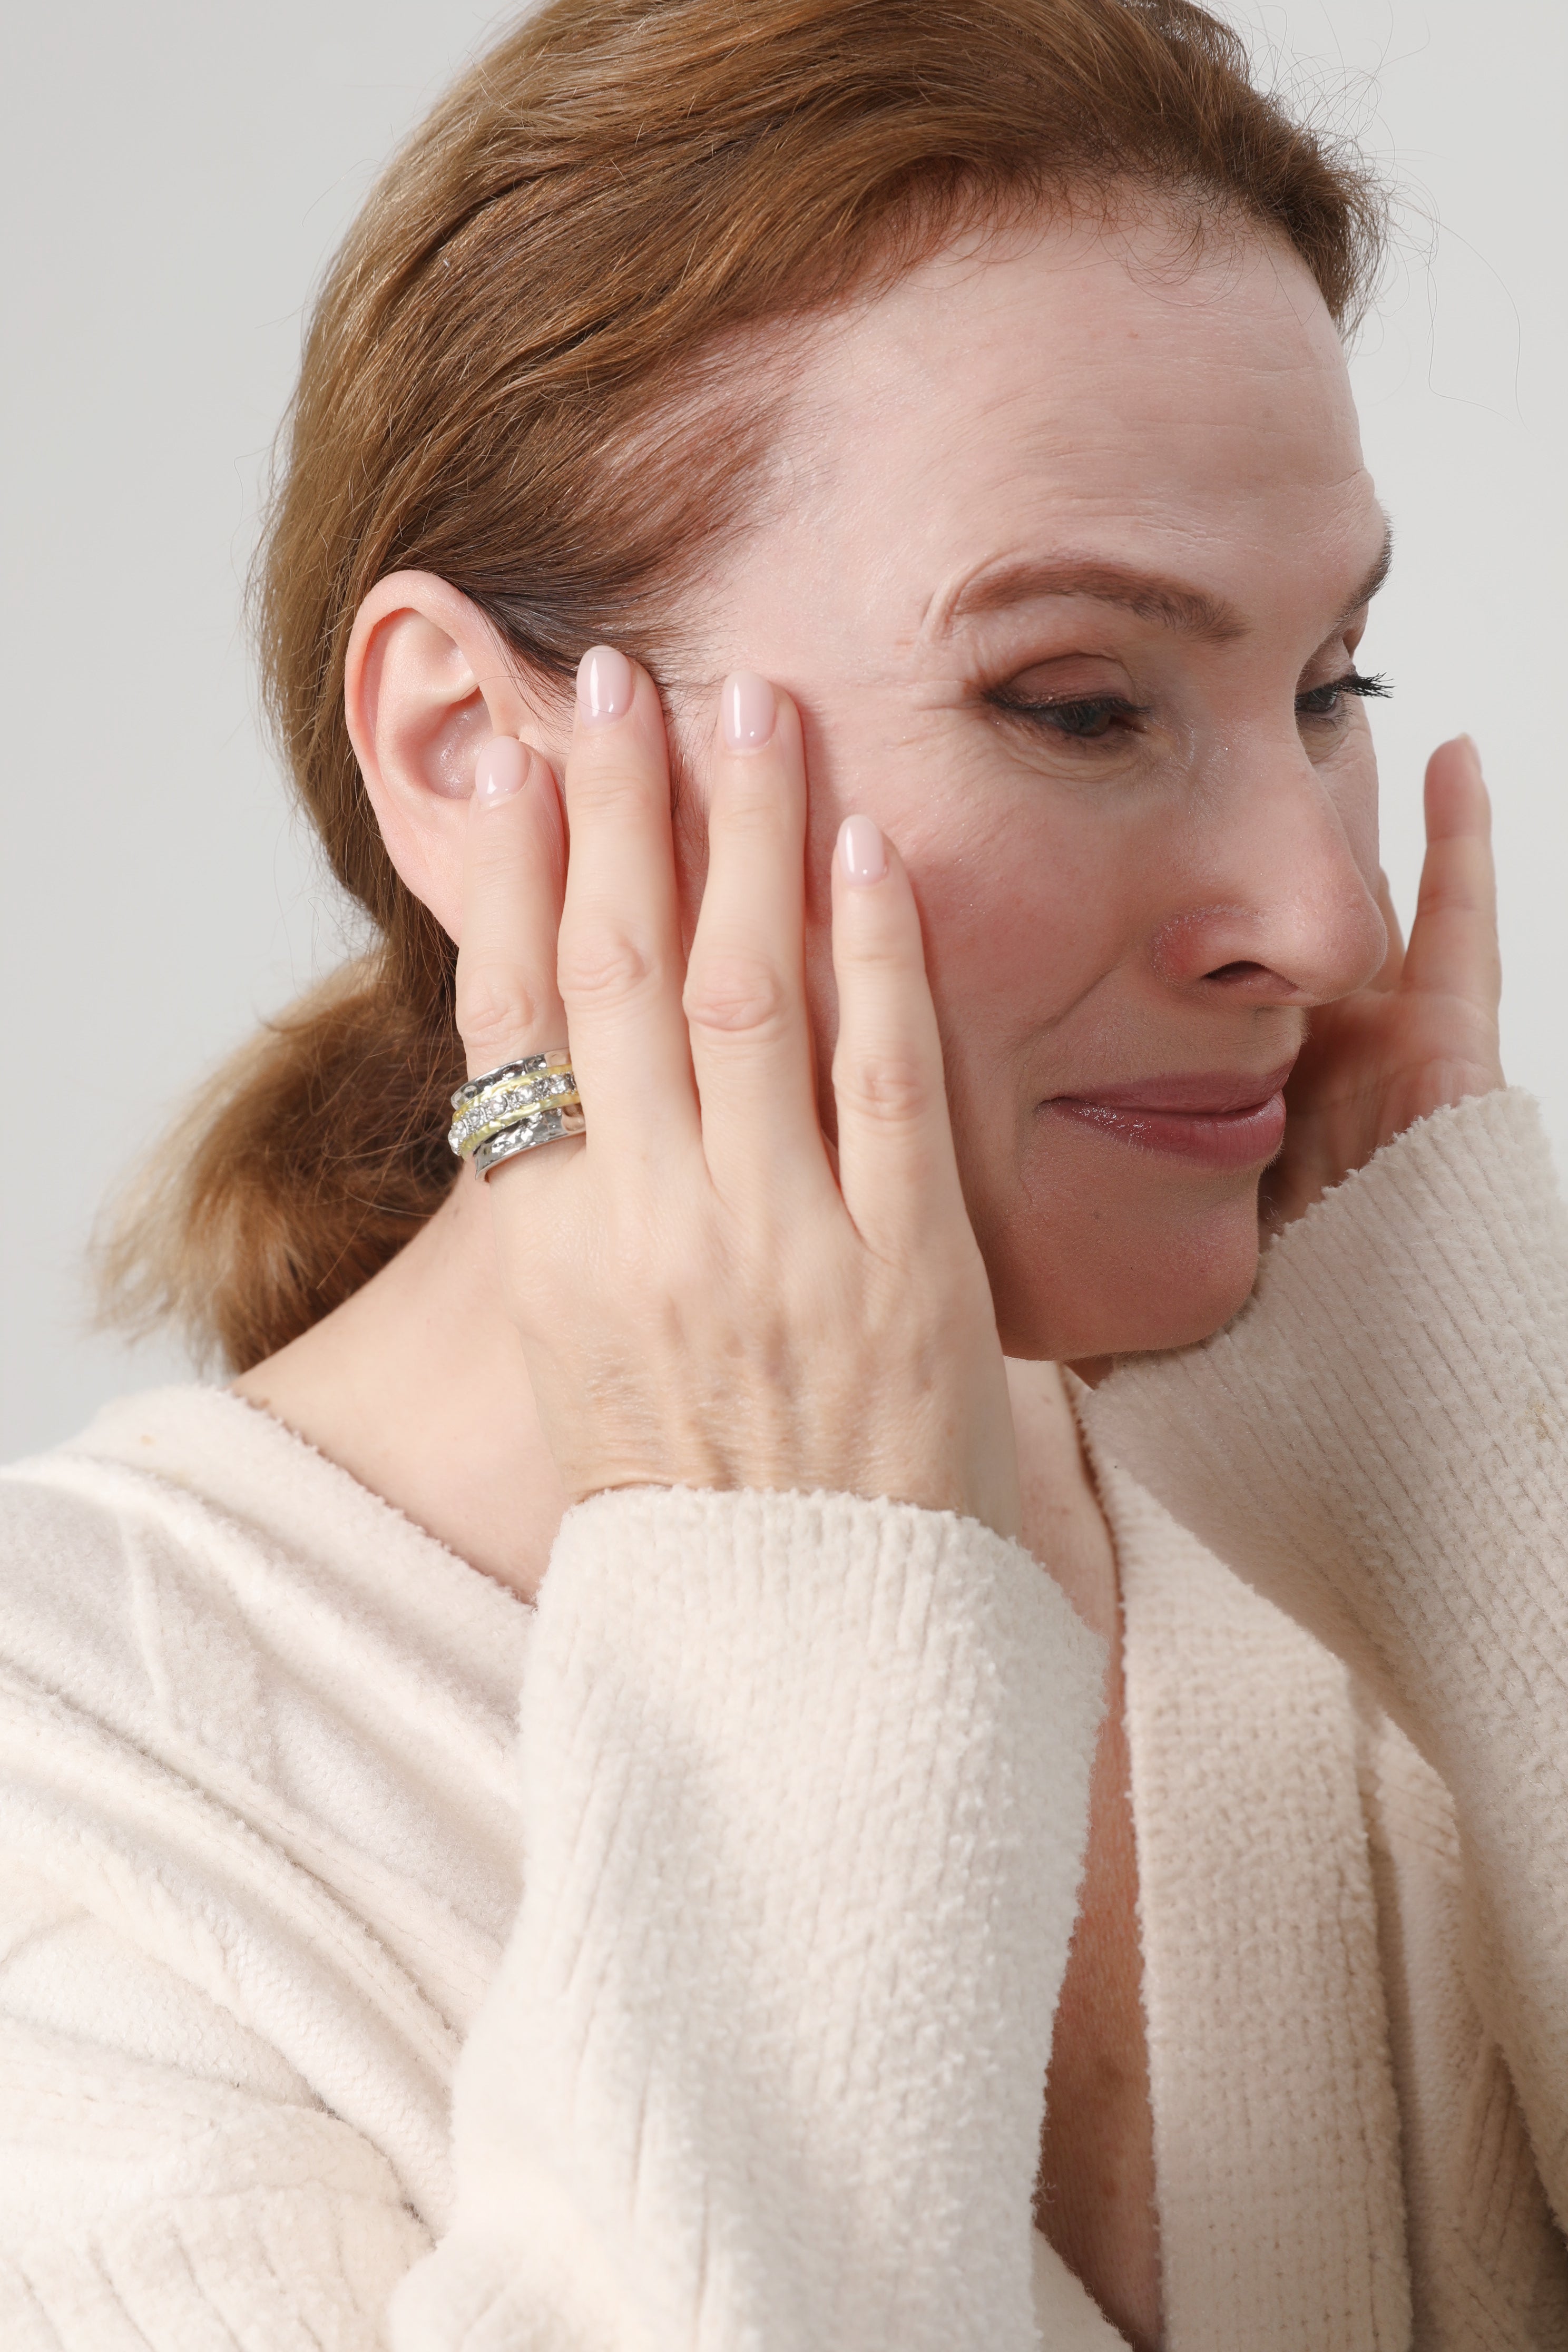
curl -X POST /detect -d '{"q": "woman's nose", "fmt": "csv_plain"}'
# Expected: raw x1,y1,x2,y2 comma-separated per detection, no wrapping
1149,750,1387,1007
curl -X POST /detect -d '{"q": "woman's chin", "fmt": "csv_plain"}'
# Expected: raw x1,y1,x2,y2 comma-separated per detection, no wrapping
986,1184,1266,1364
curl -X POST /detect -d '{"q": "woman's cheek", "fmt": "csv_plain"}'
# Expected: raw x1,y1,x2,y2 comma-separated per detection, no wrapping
915,798,1128,1021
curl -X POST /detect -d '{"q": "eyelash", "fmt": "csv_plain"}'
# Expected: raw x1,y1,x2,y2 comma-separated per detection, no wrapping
1295,670,1392,721
989,669,1393,742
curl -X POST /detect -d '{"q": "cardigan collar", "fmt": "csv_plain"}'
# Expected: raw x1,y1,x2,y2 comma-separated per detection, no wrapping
1089,1435,1412,2352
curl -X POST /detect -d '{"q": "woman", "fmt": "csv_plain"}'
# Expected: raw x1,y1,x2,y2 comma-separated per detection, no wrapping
2,1,1556,2346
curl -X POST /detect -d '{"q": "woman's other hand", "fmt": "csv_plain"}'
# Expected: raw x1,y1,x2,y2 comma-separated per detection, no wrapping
453,650,1021,1538
1262,734,1504,1230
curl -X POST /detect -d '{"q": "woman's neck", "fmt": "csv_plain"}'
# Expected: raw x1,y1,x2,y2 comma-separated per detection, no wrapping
232,1175,567,1601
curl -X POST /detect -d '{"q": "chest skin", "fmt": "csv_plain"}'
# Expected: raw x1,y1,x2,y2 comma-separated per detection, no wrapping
1008,1360,1161,2352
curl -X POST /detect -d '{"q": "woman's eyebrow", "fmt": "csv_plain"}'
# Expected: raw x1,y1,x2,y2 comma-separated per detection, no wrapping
930,522,1395,644
1334,524,1395,630
936,557,1248,640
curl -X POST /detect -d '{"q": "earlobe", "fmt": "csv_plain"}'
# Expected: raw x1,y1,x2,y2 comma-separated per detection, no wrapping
344,570,560,941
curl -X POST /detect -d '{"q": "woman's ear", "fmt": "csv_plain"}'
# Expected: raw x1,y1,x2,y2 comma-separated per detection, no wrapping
344,571,564,942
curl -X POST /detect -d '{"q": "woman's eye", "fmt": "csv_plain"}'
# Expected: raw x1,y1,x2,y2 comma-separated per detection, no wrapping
1296,669,1392,724
991,693,1146,741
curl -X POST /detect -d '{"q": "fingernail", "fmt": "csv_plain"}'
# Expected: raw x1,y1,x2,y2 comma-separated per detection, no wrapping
474,736,530,805
839,814,887,885
577,644,635,723
721,670,777,750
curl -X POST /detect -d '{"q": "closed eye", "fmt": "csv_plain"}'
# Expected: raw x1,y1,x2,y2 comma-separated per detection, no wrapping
987,669,1390,746
986,691,1150,741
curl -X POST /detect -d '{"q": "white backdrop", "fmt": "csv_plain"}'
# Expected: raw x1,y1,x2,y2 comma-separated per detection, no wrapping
3,1,1563,1457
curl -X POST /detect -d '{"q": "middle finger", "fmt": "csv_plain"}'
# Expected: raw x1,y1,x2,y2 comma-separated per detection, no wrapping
556,645,701,1164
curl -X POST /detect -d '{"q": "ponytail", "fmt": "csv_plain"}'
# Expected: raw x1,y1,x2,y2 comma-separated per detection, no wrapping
96,928,461,1373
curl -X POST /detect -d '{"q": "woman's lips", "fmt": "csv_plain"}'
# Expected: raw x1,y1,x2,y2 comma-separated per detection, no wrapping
1041,1064,1295,1172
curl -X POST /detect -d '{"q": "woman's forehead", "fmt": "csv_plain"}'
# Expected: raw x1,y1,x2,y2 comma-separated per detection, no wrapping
720,217,1377,650
781,213,1362,518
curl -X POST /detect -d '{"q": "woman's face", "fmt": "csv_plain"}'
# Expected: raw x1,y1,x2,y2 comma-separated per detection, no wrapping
671,208,1390,1362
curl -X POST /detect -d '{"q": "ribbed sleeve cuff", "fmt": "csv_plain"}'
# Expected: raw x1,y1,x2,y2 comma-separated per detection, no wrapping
394,1483,1104,2352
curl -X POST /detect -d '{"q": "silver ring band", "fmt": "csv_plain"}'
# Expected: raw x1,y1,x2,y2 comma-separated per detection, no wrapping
448,1048,583,1170
471,1101,586,1179
451,1049,569,1116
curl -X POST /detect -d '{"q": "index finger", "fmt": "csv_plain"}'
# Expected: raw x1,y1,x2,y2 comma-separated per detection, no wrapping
828,815,975,1264
1400,735,1501,1016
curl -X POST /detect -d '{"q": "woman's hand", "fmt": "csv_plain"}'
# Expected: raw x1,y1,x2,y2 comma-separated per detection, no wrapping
1262,734,1505,1230
453,650,1021,1537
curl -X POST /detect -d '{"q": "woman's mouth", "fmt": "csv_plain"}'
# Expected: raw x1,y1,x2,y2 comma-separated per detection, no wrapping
1040,1063,1295,1171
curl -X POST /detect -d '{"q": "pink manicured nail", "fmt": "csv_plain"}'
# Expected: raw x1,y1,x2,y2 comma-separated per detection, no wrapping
474,736,529,805
839,814,887,885
722,671,777,750
577,644,635,723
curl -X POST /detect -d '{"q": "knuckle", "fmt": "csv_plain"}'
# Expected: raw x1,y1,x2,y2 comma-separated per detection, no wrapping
456,962,542,1057
567,763,651,826
832,1046,932,1127
1419,878,1485,918
556,925,660,1013
834,903,914,972
711,776,792,839
682,950,790,1041
834,926,903,976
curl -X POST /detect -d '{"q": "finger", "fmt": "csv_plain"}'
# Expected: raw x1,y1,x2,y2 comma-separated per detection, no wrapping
1400,736,1501,1018
556,646,699,1162
681,675,834,1204
829,815,973,1258
455,738,569,1077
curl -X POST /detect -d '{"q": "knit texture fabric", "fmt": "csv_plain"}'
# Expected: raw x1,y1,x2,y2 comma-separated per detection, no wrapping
1,1086,1565,2346
392,1485,1104,2351
0,1395,1105,2349
1085,1087,1568,2348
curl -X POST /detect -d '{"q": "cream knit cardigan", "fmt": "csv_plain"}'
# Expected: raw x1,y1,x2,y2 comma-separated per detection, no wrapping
2,1088,1566,2350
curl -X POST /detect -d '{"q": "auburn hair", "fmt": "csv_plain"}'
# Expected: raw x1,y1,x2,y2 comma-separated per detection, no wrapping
97,0,1384,1374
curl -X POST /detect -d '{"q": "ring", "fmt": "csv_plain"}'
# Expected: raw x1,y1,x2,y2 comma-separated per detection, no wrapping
448,1050,581,1159
450,1048,572,1116
471,1102,586,1179
448,1050,585,1178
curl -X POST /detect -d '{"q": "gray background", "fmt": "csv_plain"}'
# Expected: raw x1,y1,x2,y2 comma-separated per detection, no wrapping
3,2,1563,1458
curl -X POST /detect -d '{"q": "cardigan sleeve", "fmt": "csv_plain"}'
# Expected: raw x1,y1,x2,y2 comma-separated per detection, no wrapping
0,1478,1104,2350
1080,1085,1568,2234
389,1485,1105,2350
